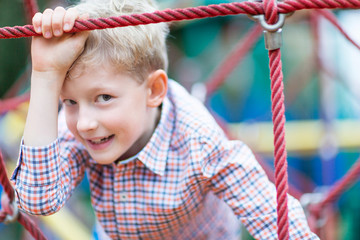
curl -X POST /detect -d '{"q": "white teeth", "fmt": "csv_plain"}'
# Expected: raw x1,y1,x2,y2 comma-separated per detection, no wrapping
90,136,112,144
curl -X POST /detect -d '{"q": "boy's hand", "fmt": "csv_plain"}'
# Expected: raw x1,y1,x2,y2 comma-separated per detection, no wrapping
31,7,89,80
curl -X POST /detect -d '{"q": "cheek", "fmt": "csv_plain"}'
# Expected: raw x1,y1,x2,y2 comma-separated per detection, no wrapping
65,112,78,136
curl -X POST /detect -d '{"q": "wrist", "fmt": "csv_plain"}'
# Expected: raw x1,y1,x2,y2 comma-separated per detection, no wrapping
31,70,66,94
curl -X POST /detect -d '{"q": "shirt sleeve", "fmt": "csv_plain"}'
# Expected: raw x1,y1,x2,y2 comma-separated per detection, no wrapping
200,133,319,240
11,110,88,216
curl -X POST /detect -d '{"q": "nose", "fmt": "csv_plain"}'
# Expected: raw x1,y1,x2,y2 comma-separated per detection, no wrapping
76,107,98,133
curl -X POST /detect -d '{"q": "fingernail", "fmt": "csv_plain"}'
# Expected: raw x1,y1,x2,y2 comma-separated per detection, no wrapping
64,23,70,31
54,30,61,36
45,31,51,38
36,27,41,33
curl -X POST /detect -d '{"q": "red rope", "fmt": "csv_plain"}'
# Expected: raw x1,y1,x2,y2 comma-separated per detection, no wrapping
0,150,47,240
321,156,360,207
23,0,39,24
205,24,263,97
1,0,360,39
17,212,47,240
269,47,289,240
0,0,359,239
263,0,289,239
316,9,360,51
307,156,360,234
0,152,15,203
0,92,30,115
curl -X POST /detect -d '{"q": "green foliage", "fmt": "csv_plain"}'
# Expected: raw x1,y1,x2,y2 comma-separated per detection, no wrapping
0,0,28,97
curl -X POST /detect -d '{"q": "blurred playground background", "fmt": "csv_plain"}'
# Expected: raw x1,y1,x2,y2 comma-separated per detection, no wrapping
1,0,360,239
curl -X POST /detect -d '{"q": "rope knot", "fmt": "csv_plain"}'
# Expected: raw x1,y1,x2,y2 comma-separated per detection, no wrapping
0,189,19,224
264,0,279,24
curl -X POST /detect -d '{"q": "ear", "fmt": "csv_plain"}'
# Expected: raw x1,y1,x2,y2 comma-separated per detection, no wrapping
146,69,168,108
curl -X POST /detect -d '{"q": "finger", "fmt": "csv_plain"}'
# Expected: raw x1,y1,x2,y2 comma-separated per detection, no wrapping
42,8,54,38
63,8,79,32
32,12,43,34
52,7,66,37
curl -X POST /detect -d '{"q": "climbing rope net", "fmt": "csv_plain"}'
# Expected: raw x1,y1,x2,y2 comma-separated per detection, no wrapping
1,0,360,239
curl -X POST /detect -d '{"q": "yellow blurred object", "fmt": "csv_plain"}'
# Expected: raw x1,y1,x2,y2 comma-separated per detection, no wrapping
228,119,360,154
1,102,28,145
41,208,92,240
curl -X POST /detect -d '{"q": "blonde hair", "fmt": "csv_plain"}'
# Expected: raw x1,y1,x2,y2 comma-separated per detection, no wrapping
71,0,169,81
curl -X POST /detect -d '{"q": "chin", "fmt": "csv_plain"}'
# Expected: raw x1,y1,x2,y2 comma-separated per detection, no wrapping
91,156,117,165
97,160,116,165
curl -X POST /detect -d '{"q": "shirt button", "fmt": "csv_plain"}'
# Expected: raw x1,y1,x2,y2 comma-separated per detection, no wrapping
119,192,128,202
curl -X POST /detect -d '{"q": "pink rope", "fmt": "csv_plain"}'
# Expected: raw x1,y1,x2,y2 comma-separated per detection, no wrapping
1,0,360,39
316,9,360,51
17,212,47,240
269,47,289,240
321,157,360,207
23,0,39,24
205,24,263,97
0,150,47,240
0,92,30,115
0,152,15,203
0,0,360,238
263,0,289,239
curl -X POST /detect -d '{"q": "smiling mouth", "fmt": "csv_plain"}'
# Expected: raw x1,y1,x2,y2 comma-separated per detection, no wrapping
88,135,115,144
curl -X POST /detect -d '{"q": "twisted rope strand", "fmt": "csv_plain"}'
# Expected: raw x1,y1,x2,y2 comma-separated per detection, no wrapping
264,0,278,23
269,48,289,240
17,213,47,240
268,43,289,240
1,1,360,239
1,0,360,39
263,0,290,239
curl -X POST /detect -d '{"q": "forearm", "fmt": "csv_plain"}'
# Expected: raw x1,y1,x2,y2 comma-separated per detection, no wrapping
23,71,65,146
206,141,319,239
12,135,87,215
14,140,65,215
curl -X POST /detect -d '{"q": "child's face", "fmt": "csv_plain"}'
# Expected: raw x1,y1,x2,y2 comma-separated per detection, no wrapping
60,65,156,164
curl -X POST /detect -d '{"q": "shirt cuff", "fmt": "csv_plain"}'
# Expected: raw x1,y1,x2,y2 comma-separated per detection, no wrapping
11,138,60,187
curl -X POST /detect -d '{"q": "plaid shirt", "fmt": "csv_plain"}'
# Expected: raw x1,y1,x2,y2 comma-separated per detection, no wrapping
12,80,318,239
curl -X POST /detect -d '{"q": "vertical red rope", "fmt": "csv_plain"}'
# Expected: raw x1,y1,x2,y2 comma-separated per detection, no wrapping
0,151,15,203
23,0,39,24
263,1,289,239
269,48,289,240
0,151,47,239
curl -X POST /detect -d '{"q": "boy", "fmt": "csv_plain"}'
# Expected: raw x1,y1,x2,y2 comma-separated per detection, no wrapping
12,0,319,239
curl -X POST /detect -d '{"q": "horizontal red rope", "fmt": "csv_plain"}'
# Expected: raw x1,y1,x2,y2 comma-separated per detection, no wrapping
0,92,30,115
1,0,360,39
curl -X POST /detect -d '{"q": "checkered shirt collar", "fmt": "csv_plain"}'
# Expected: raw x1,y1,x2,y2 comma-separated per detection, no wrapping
137,95,173,176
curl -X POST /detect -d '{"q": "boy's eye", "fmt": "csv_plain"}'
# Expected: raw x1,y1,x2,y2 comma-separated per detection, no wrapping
97,94,112,102
63,99,77,106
